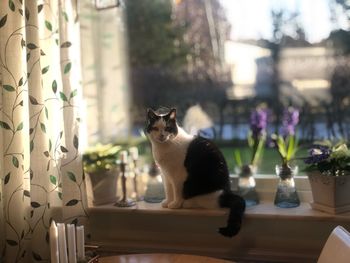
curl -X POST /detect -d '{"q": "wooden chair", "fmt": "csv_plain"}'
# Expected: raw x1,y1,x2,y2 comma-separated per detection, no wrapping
318,226,350,263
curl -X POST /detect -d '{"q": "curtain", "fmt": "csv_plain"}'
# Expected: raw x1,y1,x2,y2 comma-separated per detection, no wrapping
0,0,88,262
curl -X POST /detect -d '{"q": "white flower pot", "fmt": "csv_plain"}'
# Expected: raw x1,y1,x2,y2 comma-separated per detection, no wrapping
87,169,119,206
308,172,350,214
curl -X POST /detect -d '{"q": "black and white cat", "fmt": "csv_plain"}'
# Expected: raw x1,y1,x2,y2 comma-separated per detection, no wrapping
146,107,245,237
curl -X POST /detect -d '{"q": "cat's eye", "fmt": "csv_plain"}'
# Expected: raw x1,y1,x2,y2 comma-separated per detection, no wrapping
165,127,173,132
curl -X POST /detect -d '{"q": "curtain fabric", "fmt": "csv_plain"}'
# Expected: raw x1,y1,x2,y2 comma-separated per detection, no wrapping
0,0,88,262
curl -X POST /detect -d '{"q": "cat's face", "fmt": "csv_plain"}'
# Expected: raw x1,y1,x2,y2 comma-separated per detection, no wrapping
146,108,178,143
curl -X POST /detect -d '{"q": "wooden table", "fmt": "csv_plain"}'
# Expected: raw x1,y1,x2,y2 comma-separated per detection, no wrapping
99,253,234,263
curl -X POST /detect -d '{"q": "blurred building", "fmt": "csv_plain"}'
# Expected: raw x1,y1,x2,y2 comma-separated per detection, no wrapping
225,40,337,107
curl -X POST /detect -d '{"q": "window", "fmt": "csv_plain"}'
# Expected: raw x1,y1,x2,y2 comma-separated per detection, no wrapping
79,0,350,174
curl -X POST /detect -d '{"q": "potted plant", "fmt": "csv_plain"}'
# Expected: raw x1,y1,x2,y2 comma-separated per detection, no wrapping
83,144,122,205
233,105,268,206
304,141,350,214
272,106,300,208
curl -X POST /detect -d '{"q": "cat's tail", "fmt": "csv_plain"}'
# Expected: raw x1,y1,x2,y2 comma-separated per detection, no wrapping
218,191,245,238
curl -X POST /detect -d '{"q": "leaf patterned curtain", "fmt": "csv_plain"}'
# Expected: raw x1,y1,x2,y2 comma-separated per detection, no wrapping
0,0,88,262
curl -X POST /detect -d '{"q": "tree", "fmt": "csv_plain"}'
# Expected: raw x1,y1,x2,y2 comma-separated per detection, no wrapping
125,0,192,121
125,0,190,70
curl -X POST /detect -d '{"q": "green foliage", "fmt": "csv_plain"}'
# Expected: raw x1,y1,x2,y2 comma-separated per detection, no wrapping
275,134,299,164
83,144,122,173
125,0,190,70
233,132,266,169
304,142,350,174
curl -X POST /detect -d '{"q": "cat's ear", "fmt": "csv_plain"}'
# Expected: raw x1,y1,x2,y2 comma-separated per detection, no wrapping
169,108,176,120
147,108,157,120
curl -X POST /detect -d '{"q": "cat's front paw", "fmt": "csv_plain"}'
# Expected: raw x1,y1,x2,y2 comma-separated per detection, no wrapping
168,199,183,209
161,199,170,208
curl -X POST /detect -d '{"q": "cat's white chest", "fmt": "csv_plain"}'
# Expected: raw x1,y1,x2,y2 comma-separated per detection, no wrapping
151,131,193,178
153,141,188,173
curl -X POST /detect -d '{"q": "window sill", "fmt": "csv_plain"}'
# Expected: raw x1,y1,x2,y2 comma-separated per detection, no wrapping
89,200,350,221
87,201,350,262
85,174,350,262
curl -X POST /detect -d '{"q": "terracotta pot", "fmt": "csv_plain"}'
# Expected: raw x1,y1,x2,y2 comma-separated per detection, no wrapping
308,171,350,214
87,169,119,206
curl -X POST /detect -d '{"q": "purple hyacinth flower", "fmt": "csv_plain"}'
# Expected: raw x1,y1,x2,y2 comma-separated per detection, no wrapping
281,107,299,137
250,108,268,139
304,145,331,164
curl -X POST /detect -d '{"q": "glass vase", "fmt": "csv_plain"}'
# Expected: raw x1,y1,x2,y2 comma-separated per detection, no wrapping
144,162,165,203
274,164,300,208
237,164,259,207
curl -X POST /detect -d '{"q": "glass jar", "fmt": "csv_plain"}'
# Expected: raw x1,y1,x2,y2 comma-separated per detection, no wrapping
143,162,165,203
237,164,259,207
274,164,300,208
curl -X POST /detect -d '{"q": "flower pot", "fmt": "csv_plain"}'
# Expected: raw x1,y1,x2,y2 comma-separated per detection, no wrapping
308,171,350,214
87,169,119,206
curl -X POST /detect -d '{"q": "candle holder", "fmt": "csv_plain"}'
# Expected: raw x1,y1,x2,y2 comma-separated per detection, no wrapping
115,161,136,207
131,159,144,201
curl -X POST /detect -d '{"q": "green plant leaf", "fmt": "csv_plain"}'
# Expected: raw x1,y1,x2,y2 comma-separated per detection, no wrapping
49,139,52,151
52,80,57,93
73,135,79,149
0,121,11,130
60,41,72,48
9,0,15,12
37,4,43,13
30,141,34,152
31,202,40,208
26,52,30,62
233,149,242,167
70,89,77,98
0,14,7,28
62,11,69,22
45,106,48,119
18,77,23,86
64,62,72,74
26,43,38,49
25,7,29,20
40,49,46,56
60,145,68,153
45,20,52,31
67,171,76,182
58,192,62,200
17,122,23,131
41,66,49,74
286,135,295,161
277,136,287,158
4,172,10,185
59,92,68,101
50,175,57,185
29,95,39,105
3,85,15,92
66,199,78,206
18,8,23,16
12,156,19,168
40,123,46,133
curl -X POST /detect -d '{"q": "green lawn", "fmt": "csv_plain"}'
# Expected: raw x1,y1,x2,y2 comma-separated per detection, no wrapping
139,140,308,176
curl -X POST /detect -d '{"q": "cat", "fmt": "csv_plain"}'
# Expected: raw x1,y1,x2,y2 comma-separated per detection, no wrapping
145,107,245,237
